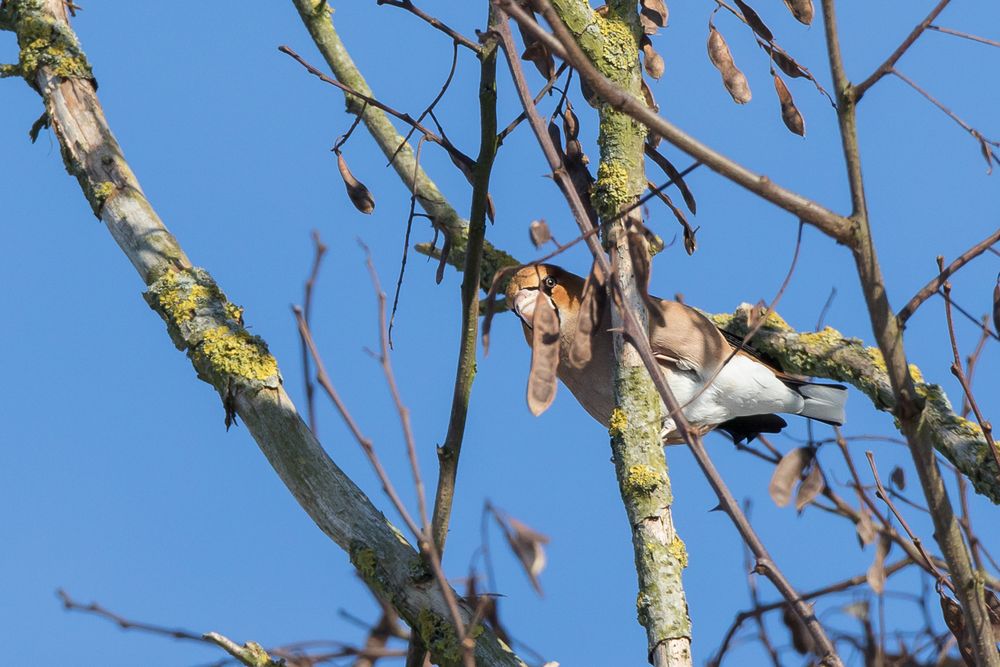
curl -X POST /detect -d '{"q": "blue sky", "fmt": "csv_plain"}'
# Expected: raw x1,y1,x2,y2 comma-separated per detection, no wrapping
2,2,999,665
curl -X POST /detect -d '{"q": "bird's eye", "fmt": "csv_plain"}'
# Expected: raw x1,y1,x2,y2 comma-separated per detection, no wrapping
543,276,557,289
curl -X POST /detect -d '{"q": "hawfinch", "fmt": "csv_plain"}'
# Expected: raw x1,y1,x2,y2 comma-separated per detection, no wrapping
504,264,847,443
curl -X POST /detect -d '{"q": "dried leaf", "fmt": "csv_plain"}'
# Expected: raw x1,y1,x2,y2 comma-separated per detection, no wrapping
335,150,375,214
569,261,606,368
496,511,550,594
734,0,773,43
866,535,890,594
527,290,560,416
639,0,668,35
940,594,976,666
518,17,556,80
640,79,658,112
782,0,814,25
707,26,752,104
782,603,816,655
769,447,811,507
644,144,697,214
993,274,1000,336
773,74,805,136
795,464,824,512
889,466,906,490
436,233,451,284
529,219,551,248
641,36,665,80
855,508,877,546
482,265,521,355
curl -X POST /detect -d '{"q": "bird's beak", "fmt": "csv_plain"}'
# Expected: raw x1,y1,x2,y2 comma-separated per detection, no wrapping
511,288,539,329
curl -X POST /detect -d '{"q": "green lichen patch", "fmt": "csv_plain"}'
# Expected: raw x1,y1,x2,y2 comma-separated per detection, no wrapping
417,609,467,667
626,464,661,495
8,0,93,87
144,268,280,394
667,535,688,569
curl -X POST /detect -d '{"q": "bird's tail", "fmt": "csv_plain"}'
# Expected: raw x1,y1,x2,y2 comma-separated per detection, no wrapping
795,382,848,425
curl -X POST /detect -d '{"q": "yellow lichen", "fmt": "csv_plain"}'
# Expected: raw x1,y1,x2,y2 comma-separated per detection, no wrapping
908,363,924,384
609,407,628,438
796,326,844,348
865,347,887,373
593,13,638,76
352,547,378,580
92,181,115,201
626,464,661,495
15,10,93,83
157,272,211,323
194,326,278,382
223,301,244,324
668,535,688,569
592,160,632,220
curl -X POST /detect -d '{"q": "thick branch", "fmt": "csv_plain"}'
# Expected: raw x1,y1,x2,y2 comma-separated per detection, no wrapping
2,2,523,665
713,306,1000,504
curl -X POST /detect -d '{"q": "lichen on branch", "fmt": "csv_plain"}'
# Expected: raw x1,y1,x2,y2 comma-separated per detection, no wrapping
714,304,1000,503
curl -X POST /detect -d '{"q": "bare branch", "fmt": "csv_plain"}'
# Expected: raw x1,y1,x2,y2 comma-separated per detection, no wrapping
376,0,482,53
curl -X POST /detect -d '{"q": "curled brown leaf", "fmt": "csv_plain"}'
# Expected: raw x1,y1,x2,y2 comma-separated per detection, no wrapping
769,447,811,507
335,150,375,214
528,289,560,416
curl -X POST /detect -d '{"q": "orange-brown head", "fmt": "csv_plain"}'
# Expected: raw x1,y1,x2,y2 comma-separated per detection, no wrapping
504,264,586,338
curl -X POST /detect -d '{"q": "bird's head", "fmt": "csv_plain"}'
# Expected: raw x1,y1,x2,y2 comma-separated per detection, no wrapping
504,264,585,336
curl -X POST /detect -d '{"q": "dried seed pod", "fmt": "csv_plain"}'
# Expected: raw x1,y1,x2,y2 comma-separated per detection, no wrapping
640,36,665,80
707,26,752,104
782,603,816,655
734,0,773,42
517,14,556,80
940,593,975,666
855,508,876,546
889,466,906,490
563,104,584,162
769,447,810,507
646,180,698,255
436,233,451,284
335,150,375,214
640,0,668,35
495,511,550,594
527,289,560,416
766,44,806,79
640,79,659,112
866,535,890,595
773,74,805,136
794,464,824,512
994,274,1000,335
579,76,599,108
644,144,697,213
529,219,551,248
782,0,814,25
482,265,522,355
627,230,665,326
570,261,606,368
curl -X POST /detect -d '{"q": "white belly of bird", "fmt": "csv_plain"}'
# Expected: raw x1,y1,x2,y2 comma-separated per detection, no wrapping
662,354,805,431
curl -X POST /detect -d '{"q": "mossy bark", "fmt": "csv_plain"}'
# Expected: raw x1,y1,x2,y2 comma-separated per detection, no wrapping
552,2,693,664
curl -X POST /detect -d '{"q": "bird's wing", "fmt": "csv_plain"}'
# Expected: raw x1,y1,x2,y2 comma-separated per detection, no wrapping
648,300,729,378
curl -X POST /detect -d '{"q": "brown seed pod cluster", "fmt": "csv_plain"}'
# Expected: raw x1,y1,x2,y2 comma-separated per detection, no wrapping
639,0,668,35
707,25,751,104
782,0,814,25
773,73,805,136
335,149,375,214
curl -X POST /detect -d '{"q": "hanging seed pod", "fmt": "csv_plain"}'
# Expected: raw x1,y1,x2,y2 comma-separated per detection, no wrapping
627,230,664,325
579,76,599,108
766,44,806,79
644,144,697,213
639,0,668,35
529,219,552,248
640,36,665,80
773,74,805,136
335,150,375,214
517,12,556,80
640,79,659,112
707,26,752,104
769,447,811,507
527,290,560,416
562,103,584,161
734,0,773,42
782,0,814,25
570,260,606,368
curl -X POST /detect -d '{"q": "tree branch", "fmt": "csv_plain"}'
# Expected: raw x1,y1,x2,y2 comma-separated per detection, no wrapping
2,2,524,664
853,0,952,100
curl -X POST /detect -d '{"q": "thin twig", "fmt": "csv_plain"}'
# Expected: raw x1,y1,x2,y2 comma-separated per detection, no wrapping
298,231,328,434
896,229,1000,324
853,0,952,99
389,40,460,169
376,0,482,53
927,24,1000,49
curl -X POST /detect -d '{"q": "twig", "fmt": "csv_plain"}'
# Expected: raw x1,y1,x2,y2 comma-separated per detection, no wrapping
927,24,1000,49
865,452,953,592
203,632,285,667
940,276,1000,480
501,0,856,244
298,231,328,434
891,68,1000,171
376,0,482,53
494,6,843,664
57,589,208,644
496,61,569,143
853,0,952,99
896,229,1000,325
388,135,427,348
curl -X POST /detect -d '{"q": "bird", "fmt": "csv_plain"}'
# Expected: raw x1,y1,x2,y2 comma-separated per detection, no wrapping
504,263,847,443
